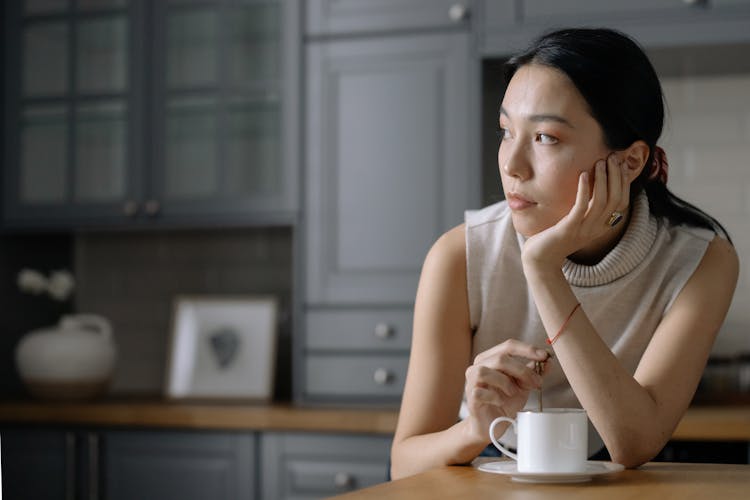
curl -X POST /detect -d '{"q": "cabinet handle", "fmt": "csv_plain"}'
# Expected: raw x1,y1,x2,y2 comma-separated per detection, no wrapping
65,432,76,500
144,200,161,216
122,200,139,217
373,322,393,340
682,0,706,5
373,368,394,385
88,433,99,500
334,472,354,489
448,3,469,22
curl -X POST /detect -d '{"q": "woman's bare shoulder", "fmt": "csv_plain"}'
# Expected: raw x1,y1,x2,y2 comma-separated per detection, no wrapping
698,235,739,282
422,223,467,275
674,234,738,318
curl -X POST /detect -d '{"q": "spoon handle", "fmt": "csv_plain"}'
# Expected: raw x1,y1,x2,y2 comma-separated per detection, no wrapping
535,361,544,412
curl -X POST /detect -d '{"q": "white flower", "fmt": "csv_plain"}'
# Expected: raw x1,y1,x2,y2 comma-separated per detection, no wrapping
17,268,75,301
17,269,47,295
48,270,75,301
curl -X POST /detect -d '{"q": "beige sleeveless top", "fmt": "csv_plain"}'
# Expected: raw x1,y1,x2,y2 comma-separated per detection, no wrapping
464,193,714,454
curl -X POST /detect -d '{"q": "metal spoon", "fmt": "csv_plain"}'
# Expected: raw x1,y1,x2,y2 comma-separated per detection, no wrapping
534,360,544,412
534,352,553,412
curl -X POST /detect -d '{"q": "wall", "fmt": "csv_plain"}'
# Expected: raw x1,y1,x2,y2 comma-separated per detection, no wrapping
74,228,293,398
660,72,750,354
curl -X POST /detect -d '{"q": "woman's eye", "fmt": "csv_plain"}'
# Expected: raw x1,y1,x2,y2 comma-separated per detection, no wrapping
496,127,512,141
536,133,558,145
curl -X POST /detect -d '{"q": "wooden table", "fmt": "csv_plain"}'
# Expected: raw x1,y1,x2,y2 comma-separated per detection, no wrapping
332,461,750,499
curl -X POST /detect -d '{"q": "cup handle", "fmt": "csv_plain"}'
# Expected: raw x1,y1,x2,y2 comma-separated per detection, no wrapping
489,417,518,461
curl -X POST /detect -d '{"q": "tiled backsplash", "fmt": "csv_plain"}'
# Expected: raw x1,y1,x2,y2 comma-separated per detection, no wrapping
74,228,293,397
660,73,750,354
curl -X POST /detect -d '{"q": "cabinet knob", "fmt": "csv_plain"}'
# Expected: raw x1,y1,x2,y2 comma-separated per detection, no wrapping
448,3,469,22
373,322,393,340
144,200,161,216
122,200,138,217
373,368,394,385
334,472,354,489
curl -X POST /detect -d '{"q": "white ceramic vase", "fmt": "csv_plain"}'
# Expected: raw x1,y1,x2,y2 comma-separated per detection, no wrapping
15,314,116,400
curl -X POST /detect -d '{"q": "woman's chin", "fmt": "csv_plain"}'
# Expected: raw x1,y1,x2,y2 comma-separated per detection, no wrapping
510,214,546,239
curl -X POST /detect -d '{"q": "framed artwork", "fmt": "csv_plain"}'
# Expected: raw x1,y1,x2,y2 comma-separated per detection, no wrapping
165,295,278,400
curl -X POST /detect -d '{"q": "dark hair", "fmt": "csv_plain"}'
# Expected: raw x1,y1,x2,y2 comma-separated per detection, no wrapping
504,27,731,242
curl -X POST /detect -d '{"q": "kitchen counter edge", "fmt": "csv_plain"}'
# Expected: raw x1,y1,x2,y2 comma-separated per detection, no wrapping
0,400,399,435
0,401,748,440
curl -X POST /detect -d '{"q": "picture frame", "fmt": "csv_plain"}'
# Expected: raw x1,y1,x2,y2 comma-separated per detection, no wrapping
165,295,278,401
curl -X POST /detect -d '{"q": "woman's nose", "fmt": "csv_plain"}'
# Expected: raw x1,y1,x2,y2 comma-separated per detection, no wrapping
499,142,531,180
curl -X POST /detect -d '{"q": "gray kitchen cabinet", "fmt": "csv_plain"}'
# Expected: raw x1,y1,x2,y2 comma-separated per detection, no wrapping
305,309,413,351
304,32,474,305
305,0,472,36
478,0,750,56
147,0,299,225
303,308,413,404
305,353,409,399
103,429,256,500
1,427,257,500
2,0,300,229
1,429,78,500
300,5,477,405
260,432,391,499
3,0,140,227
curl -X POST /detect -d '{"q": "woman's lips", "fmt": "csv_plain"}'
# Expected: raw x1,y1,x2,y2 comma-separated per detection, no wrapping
506,193,537,210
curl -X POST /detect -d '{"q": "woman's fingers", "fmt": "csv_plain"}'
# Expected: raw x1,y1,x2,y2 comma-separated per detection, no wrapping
606,155,622,210
473,339,549,365
471,341,546,391
587,159,608,219
583,154,630,230
467,364,527,397
569,170,590,222
605,154,627,215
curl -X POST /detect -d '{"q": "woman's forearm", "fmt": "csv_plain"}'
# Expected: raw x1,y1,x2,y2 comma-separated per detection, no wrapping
391,418,505,480
523,265,663,466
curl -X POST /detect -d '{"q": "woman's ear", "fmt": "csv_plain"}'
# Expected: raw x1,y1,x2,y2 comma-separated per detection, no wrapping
621,140,650,182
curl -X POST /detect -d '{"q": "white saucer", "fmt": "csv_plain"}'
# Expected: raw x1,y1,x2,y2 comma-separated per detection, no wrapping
477,460,625,483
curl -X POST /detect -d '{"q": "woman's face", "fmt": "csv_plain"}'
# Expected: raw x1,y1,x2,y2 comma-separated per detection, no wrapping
498,63,610,237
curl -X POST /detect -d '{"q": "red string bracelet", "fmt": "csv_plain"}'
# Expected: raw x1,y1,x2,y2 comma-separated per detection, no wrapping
546,302,581,345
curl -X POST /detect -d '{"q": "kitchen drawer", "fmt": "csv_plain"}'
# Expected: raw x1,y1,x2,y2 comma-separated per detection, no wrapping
305,354,408,398
521,0,712,23
305,0,470,36
306,309,413,351
261,433,391,499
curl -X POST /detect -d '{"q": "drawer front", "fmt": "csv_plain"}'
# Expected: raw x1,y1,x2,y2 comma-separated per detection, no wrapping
520,0,724,24
306,309,413,351
305,355,408,398
261,433,391,498
306,0,470,36
287,459,387,495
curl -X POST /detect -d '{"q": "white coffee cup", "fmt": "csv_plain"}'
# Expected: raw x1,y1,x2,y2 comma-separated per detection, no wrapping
489,408,588,473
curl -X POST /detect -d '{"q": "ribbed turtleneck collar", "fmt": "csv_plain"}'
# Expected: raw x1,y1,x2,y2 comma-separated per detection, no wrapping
561,193,657,287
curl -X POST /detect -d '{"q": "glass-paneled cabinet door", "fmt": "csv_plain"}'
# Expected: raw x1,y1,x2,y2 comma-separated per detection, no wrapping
153,0,296,220
4,0,135,226
73,11,131,210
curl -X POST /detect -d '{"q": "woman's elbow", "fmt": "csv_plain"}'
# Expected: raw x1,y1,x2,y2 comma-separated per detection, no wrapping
389,442,412,481
608,440,662,469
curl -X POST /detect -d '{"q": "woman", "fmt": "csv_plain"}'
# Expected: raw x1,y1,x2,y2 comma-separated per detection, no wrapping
390,28,739,480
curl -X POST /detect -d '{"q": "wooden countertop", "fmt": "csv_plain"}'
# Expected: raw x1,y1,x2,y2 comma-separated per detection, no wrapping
0,400,748,440
0,399,399,434
332,461,750,499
